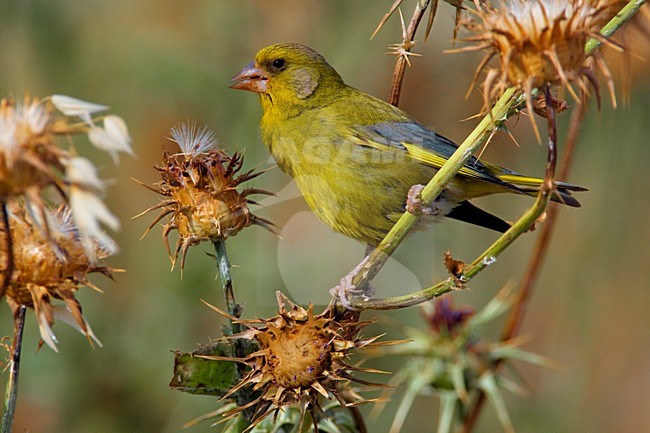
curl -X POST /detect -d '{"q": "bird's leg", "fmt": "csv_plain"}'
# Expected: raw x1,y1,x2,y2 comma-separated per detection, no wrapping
330,255,376,310
406,184,442,216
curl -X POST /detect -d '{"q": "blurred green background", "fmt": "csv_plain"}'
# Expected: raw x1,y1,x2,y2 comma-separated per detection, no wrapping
1,1,649,432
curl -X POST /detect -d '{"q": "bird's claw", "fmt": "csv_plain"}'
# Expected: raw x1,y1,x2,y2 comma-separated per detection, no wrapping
406,184,440,216
330,256,375,310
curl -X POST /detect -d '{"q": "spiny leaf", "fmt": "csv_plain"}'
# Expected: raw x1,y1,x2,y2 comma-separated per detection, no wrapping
170,342,239,396
389,368,435,433
478,372,514,433
490,345,560,368
371,0,404,40
465,285,514,334
497,375,529,399
436,391,457,433
449,362,468,402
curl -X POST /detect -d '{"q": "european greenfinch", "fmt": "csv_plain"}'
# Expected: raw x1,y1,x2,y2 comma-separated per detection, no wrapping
231,43,584,246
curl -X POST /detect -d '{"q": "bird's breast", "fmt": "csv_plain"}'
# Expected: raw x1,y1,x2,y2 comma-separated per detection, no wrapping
261,123,429,242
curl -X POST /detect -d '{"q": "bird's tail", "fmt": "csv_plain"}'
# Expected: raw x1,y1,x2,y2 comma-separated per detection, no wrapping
497,174,587,207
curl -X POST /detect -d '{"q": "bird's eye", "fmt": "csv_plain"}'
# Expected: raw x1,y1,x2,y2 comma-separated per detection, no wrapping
271,58,286,70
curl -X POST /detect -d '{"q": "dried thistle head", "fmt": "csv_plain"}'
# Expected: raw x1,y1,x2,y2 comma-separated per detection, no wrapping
200,293,394,430
3,203,116,351
136,123,274,273
459,0,623,137
0,96,61,197
0,95,132,258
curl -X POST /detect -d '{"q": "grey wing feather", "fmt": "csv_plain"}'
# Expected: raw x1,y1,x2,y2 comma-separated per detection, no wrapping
360,121,524,192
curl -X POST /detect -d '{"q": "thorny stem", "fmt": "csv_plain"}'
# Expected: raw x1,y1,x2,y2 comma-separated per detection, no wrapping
341,0,643,310
212,240,242,345
213,239,258,421
462,89,587,433
388,0,431,106
2,305,26,433
0,202,13,299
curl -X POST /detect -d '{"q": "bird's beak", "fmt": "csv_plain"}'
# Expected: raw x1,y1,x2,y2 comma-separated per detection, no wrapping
230,61,269,93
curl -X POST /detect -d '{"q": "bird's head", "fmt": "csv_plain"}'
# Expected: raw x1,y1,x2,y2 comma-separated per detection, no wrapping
230,43,345,114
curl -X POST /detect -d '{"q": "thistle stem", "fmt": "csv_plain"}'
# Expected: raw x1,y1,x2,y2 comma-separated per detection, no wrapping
341,0,643,310
212,238,255,420
2,305,26,433
212,239,242,339
0,202,13,299
388,0,431,106
585,0,646,53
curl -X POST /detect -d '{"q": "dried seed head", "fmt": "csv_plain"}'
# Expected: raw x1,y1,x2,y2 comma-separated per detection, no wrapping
458,0,623,137
0,97,57,197
201,293,393,429
0,95,131,258
263,316,331,388
3,203,115,351
136,122,275,273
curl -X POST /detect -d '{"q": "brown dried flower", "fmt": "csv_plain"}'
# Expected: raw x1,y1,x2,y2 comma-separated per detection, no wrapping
201,293,395,429
136,123,274,273
458,0,623,138
0,95,132,258
3,203,116,351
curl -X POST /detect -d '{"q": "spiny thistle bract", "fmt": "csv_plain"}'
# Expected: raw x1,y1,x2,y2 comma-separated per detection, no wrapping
0,94,130,350
3,203,116,351
373,289,555,433
135,122,274,274
191,401,357,433
197,293,398,430
0,94,132,258
458,0,623,138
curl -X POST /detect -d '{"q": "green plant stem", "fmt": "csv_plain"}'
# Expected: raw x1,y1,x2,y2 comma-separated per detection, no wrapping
213,239,257,421
585,0,646,53
2,305,26,433
213,240,236,317
344,0,643,309
212,239,242,339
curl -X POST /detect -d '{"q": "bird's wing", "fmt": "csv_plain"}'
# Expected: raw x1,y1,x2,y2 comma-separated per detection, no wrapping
351,121,522,192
